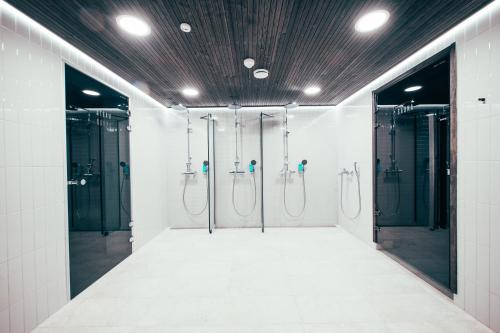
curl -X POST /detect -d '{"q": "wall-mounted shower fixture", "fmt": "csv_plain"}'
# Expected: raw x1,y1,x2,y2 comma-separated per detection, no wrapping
339,162,361,219
384,105,403,217
182,107,208,216
119,161,131,218
228,104,257,217
281,103,307,217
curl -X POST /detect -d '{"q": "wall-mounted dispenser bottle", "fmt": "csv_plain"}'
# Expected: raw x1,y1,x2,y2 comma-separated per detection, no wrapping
298,159,307,173
249,159,256,173
202,160,209,174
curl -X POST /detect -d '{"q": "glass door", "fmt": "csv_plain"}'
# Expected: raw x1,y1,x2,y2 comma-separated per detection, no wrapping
66,109,131,298
374,104,451,293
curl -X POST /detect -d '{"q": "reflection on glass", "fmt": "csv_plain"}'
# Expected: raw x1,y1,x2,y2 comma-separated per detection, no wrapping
66,110,131,298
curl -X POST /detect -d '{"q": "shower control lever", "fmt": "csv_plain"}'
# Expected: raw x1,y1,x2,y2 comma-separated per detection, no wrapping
68,179,87,186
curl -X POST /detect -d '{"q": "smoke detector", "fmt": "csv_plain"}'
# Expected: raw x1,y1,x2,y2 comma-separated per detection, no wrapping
180,23,191,32
243,58,255,69
253,68,269,79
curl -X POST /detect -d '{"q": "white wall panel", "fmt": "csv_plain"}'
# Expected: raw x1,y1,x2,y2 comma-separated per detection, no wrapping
166,106,337,229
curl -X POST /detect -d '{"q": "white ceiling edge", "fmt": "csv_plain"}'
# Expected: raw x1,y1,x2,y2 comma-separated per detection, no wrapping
337,0,500,107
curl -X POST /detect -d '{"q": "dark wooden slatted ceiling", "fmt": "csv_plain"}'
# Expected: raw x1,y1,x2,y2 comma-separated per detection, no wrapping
7,0,491,107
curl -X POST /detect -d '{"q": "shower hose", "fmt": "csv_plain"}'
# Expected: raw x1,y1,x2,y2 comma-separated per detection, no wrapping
182,174,208,216
340,162,362,219
283,171,306,217
232,172,257,217
120,176,130,218
380,169,401,217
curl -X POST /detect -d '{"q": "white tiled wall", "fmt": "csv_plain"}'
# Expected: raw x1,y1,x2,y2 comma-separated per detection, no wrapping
166,106,338,229
0,1,173,332
336,1,500,331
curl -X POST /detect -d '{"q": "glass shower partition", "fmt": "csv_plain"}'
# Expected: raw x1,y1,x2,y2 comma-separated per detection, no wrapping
66,108,132,298
374,104,451,293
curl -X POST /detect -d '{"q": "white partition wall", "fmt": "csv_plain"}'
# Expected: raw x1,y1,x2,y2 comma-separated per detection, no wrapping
336,2,500,331
0,1,173,331
166,106,338,229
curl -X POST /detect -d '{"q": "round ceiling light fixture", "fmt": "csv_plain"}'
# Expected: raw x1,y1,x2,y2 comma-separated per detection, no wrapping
82,89,100,96
243,58,255,69
404,85,423,92
180,23,191,33
182,88,199,97
355,9,390,33
116,15,151,36
303,86,321,95
253,68,269,79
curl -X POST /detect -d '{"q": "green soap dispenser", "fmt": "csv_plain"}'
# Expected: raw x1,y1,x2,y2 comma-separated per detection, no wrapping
249,160,257,173
298,159,308,173
202,160,209,174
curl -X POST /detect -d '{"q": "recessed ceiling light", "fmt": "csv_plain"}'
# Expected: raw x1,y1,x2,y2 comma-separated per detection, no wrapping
304,86,321,95
82,89,100,96
253,68,269,79
180,23,191,33
116,15,151,36
243,58,255,69
182,88,199,97
355,10,390,33
404,85,422,92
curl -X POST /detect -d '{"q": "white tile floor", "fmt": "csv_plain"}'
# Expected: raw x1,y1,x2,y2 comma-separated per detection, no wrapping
34,227,492,332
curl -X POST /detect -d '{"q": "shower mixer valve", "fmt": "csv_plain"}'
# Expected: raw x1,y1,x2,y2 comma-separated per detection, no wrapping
229,160,246,174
